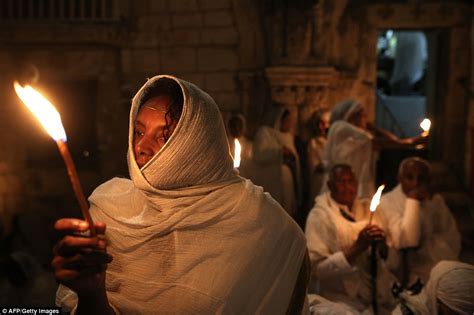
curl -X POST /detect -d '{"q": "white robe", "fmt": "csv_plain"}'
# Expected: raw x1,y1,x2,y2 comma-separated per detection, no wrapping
252,125,301,216
305,192,397,314
307,136,326,203
322,121,376,199
379,185,461,284
56,75,307,314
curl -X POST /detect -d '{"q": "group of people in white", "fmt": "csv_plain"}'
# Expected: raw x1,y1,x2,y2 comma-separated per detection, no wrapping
52,75,472,314
229,99,471,314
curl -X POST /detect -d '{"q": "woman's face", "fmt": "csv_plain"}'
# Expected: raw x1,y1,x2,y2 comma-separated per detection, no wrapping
133,96,176,168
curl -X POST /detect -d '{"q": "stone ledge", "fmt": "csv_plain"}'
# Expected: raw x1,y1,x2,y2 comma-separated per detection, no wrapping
265,66,338,88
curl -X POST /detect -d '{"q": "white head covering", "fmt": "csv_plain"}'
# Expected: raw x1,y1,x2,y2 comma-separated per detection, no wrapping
329,100,363,125
128,75,236,191
426,261,474,315
397,261,474,315
57,75,307,314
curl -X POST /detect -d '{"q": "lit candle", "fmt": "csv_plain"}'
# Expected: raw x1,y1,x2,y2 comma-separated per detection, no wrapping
420,118,431,136
14,82,95,236
369,184,385,225
233,138,241,169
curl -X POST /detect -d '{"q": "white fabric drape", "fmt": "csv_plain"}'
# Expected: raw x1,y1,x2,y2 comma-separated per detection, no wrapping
307,136,326,204
252,108,302,216
379,185,461,284
391,261,474,315
321,120,376,199
305,192,396,313
56,75,307,314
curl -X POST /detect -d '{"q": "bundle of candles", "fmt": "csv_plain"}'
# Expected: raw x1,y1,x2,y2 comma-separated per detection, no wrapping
14,82,96,236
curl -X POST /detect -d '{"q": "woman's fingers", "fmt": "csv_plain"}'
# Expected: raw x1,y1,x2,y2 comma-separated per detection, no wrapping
54,218,107,235
53,235,106,257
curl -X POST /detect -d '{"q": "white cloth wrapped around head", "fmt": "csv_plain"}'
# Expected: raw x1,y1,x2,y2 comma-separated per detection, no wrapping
397,260,474,315
128,75,236,191
426,261,474,315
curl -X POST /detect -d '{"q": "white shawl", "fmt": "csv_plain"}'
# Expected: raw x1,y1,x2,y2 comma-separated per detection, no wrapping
56,75,306,314
321,120,375,199
252,107,302,215
393,261,474,315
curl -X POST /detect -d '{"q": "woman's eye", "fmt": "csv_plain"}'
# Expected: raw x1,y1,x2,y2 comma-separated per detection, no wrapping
134,130,144,137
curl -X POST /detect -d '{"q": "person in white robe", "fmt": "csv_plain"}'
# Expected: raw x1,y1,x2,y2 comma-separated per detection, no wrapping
322,100,427,199
378,157,461,285
307,108,330,204
391,261,474,315
306,164,397,314
52,75,308,314
253,107,302,217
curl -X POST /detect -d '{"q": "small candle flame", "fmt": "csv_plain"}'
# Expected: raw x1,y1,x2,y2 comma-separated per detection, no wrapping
370,184,385,212
420,118,431,132
14,81,67,142
233,138,241,168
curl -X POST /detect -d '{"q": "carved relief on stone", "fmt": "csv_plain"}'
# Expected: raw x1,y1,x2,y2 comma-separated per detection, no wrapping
265,66,338,138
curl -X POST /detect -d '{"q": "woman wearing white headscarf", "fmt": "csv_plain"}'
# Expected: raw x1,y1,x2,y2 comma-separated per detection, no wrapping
321,100,426,199
252,107,302,217
392,261,474,315
52,75,307,314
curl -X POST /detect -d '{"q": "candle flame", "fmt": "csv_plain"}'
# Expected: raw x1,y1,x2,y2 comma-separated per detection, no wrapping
233,138,241,168
420,118,431,132
14,81,67,142
370,184,385,212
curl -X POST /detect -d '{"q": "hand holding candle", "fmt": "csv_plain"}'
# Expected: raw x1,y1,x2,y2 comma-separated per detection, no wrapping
369,184,385,225
14,82,95,236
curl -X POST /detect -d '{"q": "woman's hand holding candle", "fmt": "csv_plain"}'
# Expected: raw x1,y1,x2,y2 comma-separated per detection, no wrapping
52,218,114,314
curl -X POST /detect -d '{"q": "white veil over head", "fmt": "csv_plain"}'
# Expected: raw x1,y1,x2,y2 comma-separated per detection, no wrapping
128,75,237,192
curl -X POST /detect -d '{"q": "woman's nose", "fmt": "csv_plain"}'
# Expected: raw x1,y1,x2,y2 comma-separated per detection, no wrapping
136,136,155,156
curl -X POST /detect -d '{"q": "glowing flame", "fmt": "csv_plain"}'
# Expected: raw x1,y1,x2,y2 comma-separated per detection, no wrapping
370,184,385,212
14,82,66,142
233,138,241,168
420,118,431,132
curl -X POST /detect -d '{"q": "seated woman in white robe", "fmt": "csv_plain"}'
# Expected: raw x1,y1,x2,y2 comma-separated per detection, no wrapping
253,107,302,217
378,157,461,285
322,100,426,199
392,261,474,315
52,76,308,314
305,164,397,314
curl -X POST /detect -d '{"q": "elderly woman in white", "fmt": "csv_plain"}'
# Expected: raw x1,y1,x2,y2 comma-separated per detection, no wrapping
52,76,307,314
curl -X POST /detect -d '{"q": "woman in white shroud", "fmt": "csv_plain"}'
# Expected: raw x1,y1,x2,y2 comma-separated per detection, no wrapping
252,107,302,217
52,76,307,314
392,261,474,315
